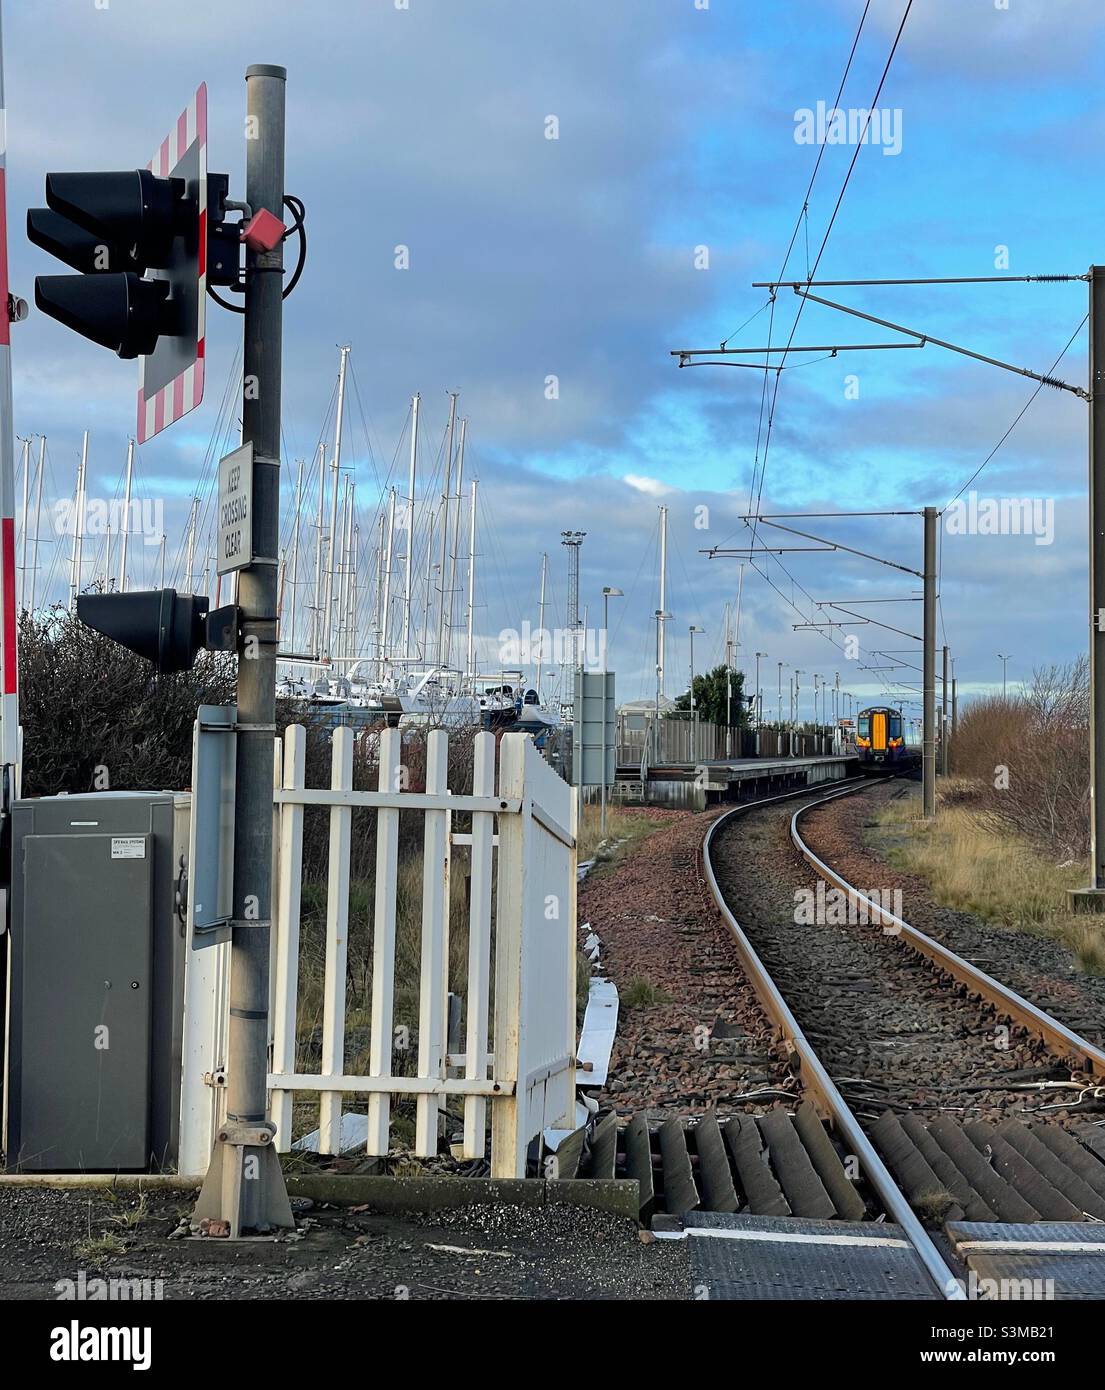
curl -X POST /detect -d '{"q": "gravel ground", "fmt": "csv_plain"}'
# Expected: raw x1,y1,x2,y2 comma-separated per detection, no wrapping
710,787,1072,1126
0,1187,690,1301
804,780,1105,1052
580,808,795,1119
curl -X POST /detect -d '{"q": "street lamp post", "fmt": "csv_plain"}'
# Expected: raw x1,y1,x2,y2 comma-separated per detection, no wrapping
654,608,672,764
754,651,767,727
753,650,766,754
600,586,623,835
723,617,737,760
688,624,703,711
997,652,1011,699
689,623,704,760
777,660,786,724
602,586,622,667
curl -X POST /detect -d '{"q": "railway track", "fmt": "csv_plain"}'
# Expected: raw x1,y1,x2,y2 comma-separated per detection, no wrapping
789,781,1105,1081
691,775,1105,1300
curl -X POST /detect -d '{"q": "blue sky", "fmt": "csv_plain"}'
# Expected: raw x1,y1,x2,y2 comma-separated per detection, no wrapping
6,0,1103,712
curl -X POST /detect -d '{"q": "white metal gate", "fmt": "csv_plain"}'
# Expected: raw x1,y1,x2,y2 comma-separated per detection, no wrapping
266,725,577,1177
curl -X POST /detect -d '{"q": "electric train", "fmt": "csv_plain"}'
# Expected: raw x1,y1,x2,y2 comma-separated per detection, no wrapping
854,705,920,773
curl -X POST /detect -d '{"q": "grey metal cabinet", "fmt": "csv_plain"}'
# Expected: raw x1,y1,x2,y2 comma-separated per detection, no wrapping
5,791,190,1172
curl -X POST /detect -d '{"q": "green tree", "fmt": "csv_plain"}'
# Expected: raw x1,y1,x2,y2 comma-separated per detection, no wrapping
671,663,748,726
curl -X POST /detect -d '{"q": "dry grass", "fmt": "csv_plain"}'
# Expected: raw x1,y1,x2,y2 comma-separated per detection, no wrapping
875,782,1105,976
620,975,673,1008
576,802,660,869
291,847,479,1144
73,1233,127,1262
913,1189,962,1225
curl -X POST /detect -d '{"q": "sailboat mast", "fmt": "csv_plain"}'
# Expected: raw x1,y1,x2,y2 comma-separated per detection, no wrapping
312,441,326,656
288,459,303,652
733,561,745,658
323,344,351,659
420,511,434,664
436,391,458,668
657,503,668,700
334,474,348,657
69,430,87,611
465,477,477,682
381,486,396,672
447,416,466,672
349,521,359,660
536,551,547,697
118,437,134,593
17,436,27,610
29,435,44,612
724,600,732,741
340,477,355,659
403,392,419,660
185,496,199,593
373,510,386,681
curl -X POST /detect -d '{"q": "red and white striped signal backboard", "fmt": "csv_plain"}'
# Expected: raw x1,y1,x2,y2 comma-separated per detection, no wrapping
137,83,207,443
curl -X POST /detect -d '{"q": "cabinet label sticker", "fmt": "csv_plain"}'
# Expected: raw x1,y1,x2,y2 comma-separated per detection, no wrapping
111,837,146,860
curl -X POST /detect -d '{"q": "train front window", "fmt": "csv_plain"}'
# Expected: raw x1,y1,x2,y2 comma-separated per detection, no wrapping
857,713,870,738
890,713,902,739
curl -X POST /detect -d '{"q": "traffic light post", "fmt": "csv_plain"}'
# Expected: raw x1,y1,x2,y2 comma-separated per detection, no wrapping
26,68,296,1231
193,66,292,1235
0,2,25,852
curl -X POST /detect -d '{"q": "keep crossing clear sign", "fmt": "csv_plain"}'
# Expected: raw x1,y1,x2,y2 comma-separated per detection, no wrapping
218,442,253,575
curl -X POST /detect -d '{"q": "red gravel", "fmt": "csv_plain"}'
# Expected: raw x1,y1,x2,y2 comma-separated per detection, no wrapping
578,808,794,1120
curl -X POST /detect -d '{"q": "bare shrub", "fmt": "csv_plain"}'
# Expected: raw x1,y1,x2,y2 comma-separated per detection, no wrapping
952,656,1088,859
18,604,236,796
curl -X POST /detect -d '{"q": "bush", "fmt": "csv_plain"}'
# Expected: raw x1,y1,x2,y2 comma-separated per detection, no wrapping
952,657,1088,859
18,604,237,796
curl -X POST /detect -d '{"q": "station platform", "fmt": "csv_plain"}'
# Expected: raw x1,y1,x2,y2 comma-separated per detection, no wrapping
696,753,856,784
611,753,857,809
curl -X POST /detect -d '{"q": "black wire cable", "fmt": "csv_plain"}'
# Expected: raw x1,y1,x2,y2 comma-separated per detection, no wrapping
943,314,1087,509
208,194,306,312
281,195,307,299
722,0,872,349
751,0,914,526
733,0,914,691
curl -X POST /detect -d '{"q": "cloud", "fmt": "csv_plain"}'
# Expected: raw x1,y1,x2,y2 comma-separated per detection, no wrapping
622,474,674,498
5,0,1099,705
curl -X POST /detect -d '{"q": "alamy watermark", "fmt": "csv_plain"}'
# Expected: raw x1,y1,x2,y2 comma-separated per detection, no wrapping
499,621,606,671
794,882,902,930
55,1269,164,1301
53,496,164,546
794,101,902,157
949,1271,1055,1302
944,492,1054,546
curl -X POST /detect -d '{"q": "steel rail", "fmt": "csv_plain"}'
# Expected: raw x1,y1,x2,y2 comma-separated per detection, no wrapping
700,779,964,1301
790,781,1105,1079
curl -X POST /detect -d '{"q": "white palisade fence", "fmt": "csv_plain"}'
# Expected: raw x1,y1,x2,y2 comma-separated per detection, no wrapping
268,725,577,1177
